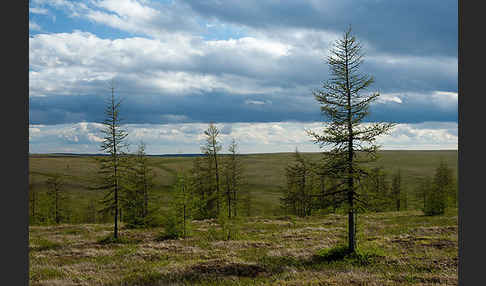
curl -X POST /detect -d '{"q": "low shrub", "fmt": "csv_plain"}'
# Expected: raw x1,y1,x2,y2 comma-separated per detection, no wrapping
315,244,385,266
97,235,132,245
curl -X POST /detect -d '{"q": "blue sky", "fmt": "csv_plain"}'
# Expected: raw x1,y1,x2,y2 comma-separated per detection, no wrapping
29,0,458,154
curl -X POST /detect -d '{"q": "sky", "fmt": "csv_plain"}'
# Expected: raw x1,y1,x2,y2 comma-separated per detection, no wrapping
29,0,458,154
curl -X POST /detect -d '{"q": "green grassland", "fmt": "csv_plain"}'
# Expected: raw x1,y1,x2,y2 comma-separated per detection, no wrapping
29,150,458,219
29,209,458,285
29,150,458,285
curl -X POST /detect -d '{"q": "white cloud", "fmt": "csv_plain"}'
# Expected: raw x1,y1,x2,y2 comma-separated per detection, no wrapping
430,91,458,109
245,99,266,105
32,0,201,38
393,90,457,111
95,0,159,20
206,37,292,58
29,121,457,154
377,93,403,104
30,7,49,15
376,122,458,150
29,31,307,97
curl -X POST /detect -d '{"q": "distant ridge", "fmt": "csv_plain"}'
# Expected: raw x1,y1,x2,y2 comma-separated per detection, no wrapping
28,150,457,158
29,153,206,158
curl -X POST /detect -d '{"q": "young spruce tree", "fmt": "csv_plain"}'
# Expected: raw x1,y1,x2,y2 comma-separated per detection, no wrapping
306,27,394,253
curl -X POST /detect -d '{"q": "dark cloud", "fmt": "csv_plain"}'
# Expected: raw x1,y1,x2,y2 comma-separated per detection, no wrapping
183,0,457,57
368,102,457,124
29,89,457,126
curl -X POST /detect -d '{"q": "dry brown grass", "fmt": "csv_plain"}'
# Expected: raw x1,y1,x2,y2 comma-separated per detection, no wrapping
29,210,458,286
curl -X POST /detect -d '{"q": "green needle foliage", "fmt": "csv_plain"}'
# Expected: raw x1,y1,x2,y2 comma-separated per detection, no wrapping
162,172,193,239
281,149,346,217
424,160,456,215
360,166,392,212
306,27,395,253
198,123,223,218
222,138,244,219
281,149,316,217
122,142,156,228
97,82,129,240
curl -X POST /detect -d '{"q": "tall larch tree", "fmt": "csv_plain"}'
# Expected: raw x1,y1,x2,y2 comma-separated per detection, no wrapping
201,123,222,217
223,138,243,218
306,27,395,253
98,83,128,239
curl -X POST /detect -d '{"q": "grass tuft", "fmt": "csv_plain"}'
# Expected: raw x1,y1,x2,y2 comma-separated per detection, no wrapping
30,237,62,251
315,244,385,266
97,235,133,245
154,231,180,241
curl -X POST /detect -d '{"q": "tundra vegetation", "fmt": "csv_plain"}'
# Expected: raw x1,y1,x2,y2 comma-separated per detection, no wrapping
28,150,458,285
28,28,458,285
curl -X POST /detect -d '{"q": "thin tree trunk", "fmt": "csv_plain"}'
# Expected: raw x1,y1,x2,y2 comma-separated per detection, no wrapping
112,87,118,240
183,204,186,238
55,187,59,224
227,182,231,219
114,163,118,240
31,190,36,224
143,169,148,218
396,188,400,211
213,145,220,215
345,34,356,253
423,189,426,210
233,186,237,217
348,177,355,252
232,157,237,218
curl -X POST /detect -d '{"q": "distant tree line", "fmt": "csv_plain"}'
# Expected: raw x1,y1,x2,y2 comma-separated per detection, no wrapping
281,150,457,218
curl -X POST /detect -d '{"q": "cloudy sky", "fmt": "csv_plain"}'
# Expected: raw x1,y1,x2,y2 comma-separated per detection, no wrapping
29,0,458,154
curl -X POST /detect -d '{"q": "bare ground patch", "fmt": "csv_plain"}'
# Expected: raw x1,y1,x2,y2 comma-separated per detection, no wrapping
387,234,456,250
187,258,269,278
